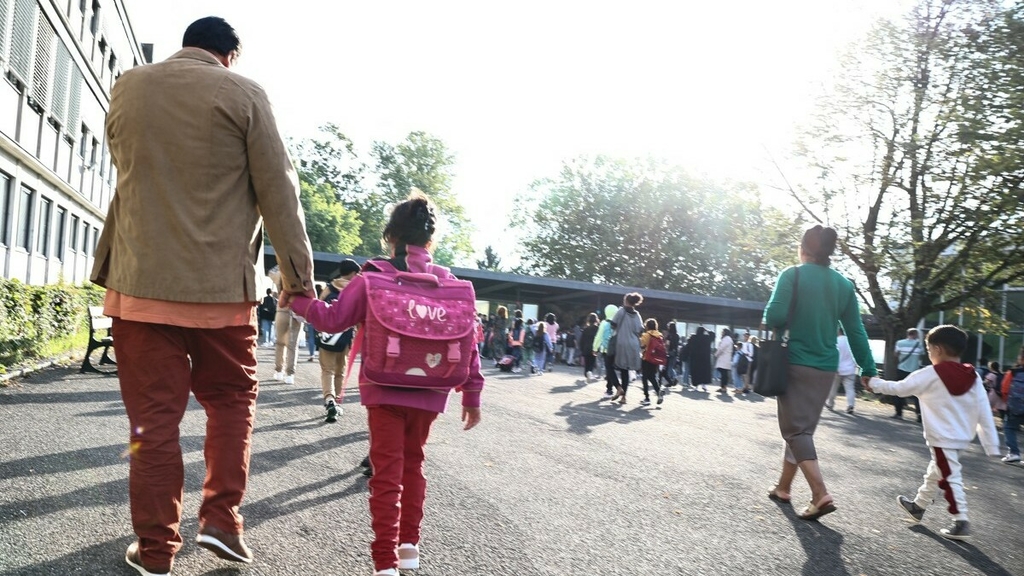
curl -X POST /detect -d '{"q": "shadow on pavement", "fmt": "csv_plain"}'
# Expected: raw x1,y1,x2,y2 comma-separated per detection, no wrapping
555,399,654,435
548,379,589,394
249,431,368,476
909,524,1015,576
779,502,849,576
0,437,199,479
244,468,368,528
0,536,131,576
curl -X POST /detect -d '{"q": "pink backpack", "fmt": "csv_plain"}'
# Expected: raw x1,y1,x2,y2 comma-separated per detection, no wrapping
351,260,477,389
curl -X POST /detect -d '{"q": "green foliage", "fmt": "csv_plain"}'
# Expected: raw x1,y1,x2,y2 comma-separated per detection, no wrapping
0,279,102,367
782,0,1024,376
476,246,503,271
790,0,1024,373
299,179,363,254
291,127,474,264
518,155,802,300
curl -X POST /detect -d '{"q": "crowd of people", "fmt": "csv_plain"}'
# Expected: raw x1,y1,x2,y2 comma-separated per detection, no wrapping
86,15,1022,576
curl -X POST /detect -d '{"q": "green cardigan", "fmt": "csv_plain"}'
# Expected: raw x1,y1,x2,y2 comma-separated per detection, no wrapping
762,264,877,377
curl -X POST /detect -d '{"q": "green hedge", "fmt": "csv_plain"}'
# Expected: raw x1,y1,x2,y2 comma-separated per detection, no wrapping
0,278,104,369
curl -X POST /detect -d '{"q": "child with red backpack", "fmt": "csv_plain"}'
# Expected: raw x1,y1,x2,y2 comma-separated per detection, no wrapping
640,319,668,406
291,191,484,576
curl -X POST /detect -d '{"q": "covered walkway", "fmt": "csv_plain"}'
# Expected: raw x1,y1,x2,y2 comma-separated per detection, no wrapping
265,248,766,327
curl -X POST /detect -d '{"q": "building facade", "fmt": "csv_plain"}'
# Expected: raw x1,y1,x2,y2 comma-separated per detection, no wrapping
0,0,144,285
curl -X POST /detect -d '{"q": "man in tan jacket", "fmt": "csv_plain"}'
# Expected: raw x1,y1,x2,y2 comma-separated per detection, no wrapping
91,17,314,576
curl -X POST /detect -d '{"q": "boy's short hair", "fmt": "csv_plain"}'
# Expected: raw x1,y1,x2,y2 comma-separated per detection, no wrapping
925,325,967,357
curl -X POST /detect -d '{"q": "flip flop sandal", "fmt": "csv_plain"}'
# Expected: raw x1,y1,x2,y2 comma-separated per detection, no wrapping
799,499,837,521
768,489,791,504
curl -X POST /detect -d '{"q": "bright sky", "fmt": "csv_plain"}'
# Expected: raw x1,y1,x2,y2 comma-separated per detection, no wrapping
121,0,909,264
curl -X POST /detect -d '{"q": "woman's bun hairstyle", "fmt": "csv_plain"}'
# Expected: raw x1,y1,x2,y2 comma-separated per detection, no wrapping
624,292,643,307
801,225,838,266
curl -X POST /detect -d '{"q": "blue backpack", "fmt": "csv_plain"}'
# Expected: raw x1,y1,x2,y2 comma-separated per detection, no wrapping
1008,369,1024,416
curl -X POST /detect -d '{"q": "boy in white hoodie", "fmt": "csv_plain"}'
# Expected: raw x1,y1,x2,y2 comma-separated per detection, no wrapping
866,325,1000,541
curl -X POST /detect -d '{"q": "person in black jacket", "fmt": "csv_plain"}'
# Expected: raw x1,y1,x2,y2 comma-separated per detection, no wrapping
663,319,679,383
688,326,714,391
258,289,277,347
580,313,600,380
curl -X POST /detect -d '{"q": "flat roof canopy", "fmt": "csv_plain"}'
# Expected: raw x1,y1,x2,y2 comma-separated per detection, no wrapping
265,248,767,327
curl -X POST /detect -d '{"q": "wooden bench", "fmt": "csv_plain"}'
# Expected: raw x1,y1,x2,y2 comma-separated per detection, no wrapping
81,306,117,375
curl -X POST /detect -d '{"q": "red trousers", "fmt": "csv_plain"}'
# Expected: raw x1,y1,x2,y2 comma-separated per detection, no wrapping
366,405,438,571
112,318,259,570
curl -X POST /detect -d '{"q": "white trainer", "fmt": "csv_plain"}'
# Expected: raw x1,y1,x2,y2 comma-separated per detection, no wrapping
284,375,295,385
273,371,284,380
398,543,419,570
1002,453,1021,463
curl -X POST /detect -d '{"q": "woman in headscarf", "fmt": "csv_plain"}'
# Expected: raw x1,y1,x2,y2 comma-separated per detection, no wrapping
688,327,714,391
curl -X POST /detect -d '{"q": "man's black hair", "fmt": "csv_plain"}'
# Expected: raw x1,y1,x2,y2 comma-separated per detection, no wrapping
925,325,968,357
182,17,241,57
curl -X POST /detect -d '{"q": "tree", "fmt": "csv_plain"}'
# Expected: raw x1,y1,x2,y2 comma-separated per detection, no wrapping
289,124,366,254
518,155,802,301
786,0,1024,375
366,132,473,265
290,128,475,264
299,179,363,254
476,246,502,271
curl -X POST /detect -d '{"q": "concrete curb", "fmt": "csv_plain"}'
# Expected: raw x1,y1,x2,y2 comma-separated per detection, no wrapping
0,350,83,384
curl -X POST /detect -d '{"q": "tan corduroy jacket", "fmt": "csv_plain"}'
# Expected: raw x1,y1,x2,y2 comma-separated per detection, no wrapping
91,48,313,303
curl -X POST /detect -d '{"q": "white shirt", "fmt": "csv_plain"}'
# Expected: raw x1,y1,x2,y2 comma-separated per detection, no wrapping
870,367,1000,453
836,335,857,375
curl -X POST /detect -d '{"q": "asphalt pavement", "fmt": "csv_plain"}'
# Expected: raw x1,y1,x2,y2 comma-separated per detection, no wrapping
1,348,1022,576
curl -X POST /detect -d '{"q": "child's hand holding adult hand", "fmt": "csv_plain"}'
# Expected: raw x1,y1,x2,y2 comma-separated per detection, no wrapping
462,407,481,431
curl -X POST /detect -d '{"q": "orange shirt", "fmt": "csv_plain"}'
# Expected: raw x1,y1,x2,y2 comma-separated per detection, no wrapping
104,290,254,329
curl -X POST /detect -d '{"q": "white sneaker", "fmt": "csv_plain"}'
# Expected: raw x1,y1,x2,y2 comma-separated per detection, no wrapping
398,543,419,570
373,569,398,576
585,371,593,380
284,375,295,385
601,393,614,400
273,371,284,380
1002,453,1021,463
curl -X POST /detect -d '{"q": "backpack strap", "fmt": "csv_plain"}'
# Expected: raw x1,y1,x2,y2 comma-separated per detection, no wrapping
343,325,362,398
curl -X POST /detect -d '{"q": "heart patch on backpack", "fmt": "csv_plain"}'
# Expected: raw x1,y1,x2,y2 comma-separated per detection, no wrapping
425,353,441,368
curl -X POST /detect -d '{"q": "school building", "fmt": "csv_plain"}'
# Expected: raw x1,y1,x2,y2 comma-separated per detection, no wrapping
0,0,147,285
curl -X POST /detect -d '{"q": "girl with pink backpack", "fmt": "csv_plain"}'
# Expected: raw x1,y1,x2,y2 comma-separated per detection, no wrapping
290,191,484,576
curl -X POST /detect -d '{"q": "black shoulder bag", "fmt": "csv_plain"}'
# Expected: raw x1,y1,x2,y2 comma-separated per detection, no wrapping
754,268,799,397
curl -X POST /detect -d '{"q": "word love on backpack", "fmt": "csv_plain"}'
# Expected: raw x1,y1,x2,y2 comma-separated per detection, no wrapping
358,261,478,389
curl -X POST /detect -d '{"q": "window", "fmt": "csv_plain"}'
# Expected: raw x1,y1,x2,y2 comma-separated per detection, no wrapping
0,174,11,246
89,0,100,35
91,226,97,255
80,220,88,253
55,206,66,260
69,213,79,251
36,196,51,255
17,186,34,250
30,15,55,113
79,124,89,158
9,0,37,85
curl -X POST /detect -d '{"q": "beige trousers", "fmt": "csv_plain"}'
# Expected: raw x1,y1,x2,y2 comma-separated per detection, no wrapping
318,348,349,401
274,310,302,375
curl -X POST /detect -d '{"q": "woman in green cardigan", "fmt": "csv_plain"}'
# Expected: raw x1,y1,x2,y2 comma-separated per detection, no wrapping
763,225,877,521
